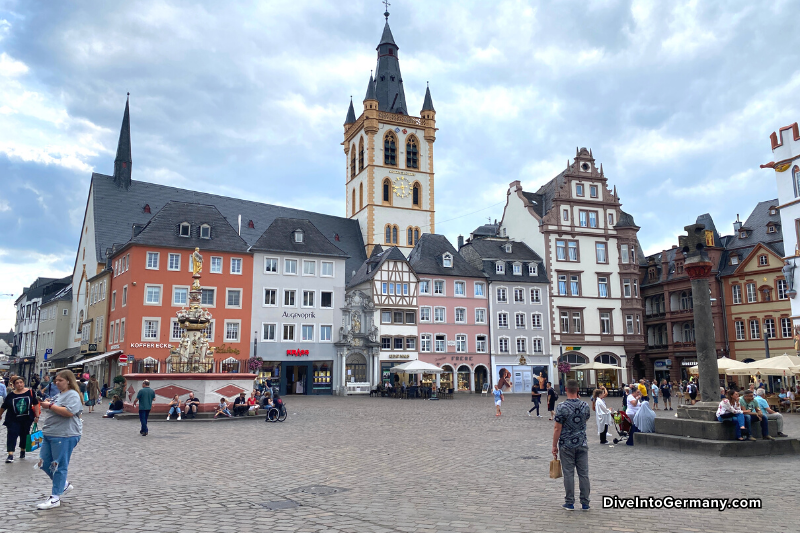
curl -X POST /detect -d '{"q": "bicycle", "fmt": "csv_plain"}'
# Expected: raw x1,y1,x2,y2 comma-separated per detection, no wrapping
265,398,287,422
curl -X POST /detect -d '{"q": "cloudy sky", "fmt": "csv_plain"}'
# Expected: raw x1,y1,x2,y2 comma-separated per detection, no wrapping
1,0,799,331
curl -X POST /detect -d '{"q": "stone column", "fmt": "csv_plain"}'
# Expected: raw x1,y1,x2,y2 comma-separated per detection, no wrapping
682,224,720,404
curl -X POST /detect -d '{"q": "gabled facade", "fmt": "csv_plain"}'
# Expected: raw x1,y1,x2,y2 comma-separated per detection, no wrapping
343,245,419,388
35,285,72,375
409,234,491,392
499,148,645,386
344,14,436,256
250,218,348,395
13,276,70,379
107,202,253,378
638,214,727,383
459,233,552,393
762,122,800,332
83,269,111,359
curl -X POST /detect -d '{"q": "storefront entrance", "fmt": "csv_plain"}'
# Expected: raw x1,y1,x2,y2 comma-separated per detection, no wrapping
279,361,333,395
285,364,308,395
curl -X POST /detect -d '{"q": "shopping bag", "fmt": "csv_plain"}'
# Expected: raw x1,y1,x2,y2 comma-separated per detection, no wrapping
26,423,43,452
549,458,562,479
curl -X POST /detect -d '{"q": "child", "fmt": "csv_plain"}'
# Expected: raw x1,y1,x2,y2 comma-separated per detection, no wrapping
214,397,232,418
493,384,504,417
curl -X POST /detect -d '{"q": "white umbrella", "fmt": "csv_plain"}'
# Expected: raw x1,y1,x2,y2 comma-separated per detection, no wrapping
788,365,800,375
687,356,748,375
571,362,623,371
726,354,800,376
389,360,444,374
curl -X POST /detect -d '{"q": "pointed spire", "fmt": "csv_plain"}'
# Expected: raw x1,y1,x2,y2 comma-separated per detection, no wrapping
373,17,406,114
589,148,593,158
345,97,356,125
421,82,435,112
379,21,397,47
566,160,570,170
113,93,132,190
576,147,579,157
599,163,604,176
364,72,377,102
613,185,617,198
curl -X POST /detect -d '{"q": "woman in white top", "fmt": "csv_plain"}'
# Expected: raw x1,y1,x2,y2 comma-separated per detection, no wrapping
592,387,613,444
716,389,746,441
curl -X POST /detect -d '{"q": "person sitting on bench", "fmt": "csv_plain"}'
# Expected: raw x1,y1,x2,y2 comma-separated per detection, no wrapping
214,397,232,418
233,392,249,417
184,393,200,419
716,389,747,441
739,390,774,441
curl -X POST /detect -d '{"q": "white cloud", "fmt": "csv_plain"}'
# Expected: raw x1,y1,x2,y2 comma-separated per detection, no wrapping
0,52,27,76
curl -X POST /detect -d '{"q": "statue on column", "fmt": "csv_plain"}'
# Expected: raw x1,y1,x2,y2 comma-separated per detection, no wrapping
192,247,203,276
782,260,796,298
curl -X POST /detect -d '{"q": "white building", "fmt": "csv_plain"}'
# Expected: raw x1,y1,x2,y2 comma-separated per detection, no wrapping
498,148,645,386
764,121,800,330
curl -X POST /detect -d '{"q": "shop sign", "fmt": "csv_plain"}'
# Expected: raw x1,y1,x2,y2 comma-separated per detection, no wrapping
565,346,582,351
682,360,698,366
109,344,120,350
130,342,172,349
447,341,456,346
388,354,410,359
88,344,97,352
654,359,672,368
282,311,316,319
287,349,309,357
449,356,474,362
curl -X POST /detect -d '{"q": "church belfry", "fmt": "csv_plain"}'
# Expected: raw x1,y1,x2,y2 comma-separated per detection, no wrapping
344,11,436,257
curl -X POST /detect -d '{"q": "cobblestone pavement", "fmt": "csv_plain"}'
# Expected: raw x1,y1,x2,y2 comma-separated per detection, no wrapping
2,393,799,533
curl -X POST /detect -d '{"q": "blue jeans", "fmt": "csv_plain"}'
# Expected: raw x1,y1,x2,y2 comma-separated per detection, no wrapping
139,410,150,434
40,435,80,497
168,406,181,417
105,409,124,417
744,414,769,438
626,423,639,445
718,413,746,439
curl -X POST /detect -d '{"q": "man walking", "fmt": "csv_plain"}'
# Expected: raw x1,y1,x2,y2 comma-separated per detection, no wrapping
552,379,591,511
132,380,155,436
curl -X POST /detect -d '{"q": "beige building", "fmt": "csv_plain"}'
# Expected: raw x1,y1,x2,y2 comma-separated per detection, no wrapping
36,285,73,375
82,269,112,359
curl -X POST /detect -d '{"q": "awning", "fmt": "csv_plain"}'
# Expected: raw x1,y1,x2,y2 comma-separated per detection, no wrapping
389,360,445,374
68,350,122,367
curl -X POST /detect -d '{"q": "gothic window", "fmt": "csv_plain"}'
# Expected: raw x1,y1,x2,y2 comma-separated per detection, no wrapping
406,136,418,169
358,137,365,172
412,182,420,207
352,189,357,216
351,144,356,178
407,227,414,246
414,227,420,242
385,225,392,244
383,178,392,204
384,132,397,166
392,225,398,244
359,183,363,210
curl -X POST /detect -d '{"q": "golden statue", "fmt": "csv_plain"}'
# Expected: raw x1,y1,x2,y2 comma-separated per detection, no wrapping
192,247,203,276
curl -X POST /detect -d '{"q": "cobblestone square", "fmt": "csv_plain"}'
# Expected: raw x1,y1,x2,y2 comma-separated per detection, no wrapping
2,394,798,533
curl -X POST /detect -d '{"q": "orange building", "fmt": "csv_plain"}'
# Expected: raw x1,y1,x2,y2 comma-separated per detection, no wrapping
106,202,252,374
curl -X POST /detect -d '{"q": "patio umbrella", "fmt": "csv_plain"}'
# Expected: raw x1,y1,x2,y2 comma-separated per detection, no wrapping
687,356,748,375
789,365,800,375
389,360,445,374
726,354,800,376
571,362,623,371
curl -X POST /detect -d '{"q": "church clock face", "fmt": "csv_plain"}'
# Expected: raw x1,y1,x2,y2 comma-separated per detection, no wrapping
393,176,411,198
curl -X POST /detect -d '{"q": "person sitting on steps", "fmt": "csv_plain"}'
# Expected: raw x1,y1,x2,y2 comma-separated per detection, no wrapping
233,392,248,417
739,390,774,441
166,395,181,421
755,388,788,437
214,397,232,418
184,393,200,419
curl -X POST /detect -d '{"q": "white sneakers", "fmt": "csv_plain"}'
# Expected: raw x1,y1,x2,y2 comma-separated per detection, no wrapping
37,497,60,510
166,415,171,420
63,483,74,494
177,415,181,420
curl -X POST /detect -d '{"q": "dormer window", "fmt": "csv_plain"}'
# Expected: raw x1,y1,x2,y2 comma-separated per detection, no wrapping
179,223,191,237
769,207,777,215
505,243,512,253
739,231,747,239
294,229,304,243
730,256,739,265
767,225,776,234
200,224,211,239
496,262,505,274
528,264,537,276
512,263,522,275
443,253,453,268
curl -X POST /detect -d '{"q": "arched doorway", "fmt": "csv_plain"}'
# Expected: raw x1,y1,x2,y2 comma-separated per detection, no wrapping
457,365,471,392
346,353,367,384
558,352,588,388
440,364,454,391
594,353,621,388
474,365,488,393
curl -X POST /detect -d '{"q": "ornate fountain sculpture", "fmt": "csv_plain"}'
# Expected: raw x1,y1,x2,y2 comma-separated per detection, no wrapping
168,247,216,372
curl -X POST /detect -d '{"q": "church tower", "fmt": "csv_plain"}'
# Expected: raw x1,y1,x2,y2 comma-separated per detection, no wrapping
344,11,436,257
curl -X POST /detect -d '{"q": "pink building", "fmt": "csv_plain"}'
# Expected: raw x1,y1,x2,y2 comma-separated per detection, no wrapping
409,234,491,392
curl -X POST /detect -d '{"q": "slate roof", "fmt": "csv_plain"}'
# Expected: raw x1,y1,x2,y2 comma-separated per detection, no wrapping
535,168,568,216
470,224,499,238
408,234,486,278
17,276,71,304
372,22,408,114
520,191,546,218
90,174,367,282
250,218,349,258
42,286,72,307
717,199,783,277
116,201,250,255
0,330,13,346
345,98,356,124
421,86,435,112
458,238,549,284
364,73,377,101
347,246,407,288
614,210,638,228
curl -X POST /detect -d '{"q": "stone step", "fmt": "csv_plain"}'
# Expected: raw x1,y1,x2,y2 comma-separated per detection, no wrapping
677,406,718,421
112,413,264,422
655,416,779,440
635,433,800,457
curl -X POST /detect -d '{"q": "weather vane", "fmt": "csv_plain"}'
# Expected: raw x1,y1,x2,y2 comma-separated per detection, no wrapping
383,0,390,20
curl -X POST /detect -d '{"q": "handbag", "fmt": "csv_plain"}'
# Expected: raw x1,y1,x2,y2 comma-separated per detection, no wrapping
26,423,43,452
549,457,562,479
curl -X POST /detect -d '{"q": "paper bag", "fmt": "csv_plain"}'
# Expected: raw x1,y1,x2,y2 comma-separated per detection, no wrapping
549,458,562,479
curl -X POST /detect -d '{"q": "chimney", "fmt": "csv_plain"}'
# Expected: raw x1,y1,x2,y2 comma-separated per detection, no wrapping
238,214,242,236
457,235,464,250
733,214,742,232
